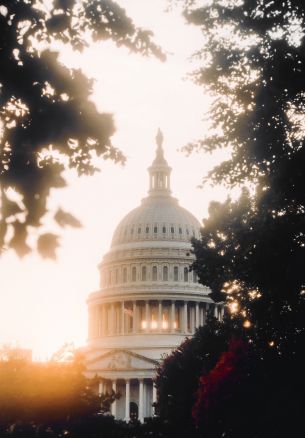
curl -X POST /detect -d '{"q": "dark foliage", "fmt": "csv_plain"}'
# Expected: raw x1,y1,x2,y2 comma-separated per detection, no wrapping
191,333,305,438
0,0,164,258
155,316,233,436
154,3,305,436
181,0,305,355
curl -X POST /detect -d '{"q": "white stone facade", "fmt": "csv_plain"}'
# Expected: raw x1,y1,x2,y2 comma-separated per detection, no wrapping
85,133,222,421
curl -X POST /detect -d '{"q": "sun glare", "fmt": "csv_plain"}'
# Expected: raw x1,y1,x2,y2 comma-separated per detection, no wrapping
0,0,231,360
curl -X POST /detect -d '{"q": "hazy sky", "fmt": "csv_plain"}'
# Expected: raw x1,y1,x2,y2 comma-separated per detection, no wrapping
0,0,232,360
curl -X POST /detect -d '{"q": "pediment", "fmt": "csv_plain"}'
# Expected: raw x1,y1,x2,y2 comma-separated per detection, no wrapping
86,349,158,372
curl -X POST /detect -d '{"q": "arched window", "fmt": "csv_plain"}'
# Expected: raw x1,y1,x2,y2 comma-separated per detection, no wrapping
142,266,147,281
163,266,168,281
184,267,188,282
171,226,174,234
193,271,198,283
162,226,166,233
122,268,127,283
132,266,136,282
146,226,149,233
179,227,182,234
152,266,157,281
174,266,179,281
154,226,158,233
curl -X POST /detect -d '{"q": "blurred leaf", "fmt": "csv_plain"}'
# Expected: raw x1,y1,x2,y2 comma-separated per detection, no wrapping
9,221,31,258
54,208,82,228
37,233,60,259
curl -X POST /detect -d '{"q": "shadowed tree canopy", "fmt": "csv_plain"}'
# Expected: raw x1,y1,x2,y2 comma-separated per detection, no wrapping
0,0,164,258
177,0,305,354
155,316,232,437
191,334,305,438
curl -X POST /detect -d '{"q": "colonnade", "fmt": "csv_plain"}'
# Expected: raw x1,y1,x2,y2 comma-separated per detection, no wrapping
89,300,223,339
99,377,156,422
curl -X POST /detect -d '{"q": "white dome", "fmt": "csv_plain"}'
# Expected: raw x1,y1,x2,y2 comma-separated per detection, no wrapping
111,195,201,247
85,134,221,423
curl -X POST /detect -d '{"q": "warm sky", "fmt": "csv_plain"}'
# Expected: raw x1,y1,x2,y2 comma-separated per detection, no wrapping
0,0,232,360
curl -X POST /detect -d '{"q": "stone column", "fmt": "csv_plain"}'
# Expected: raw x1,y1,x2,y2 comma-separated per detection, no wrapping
152,380,157,416
111,303,115,335
102,305,107,335
183,301,188,333
121,301,125,334
145,301,150,332
111,380,117,417
195,302,200,329
171,301,175,332
125,379,130,422
158,301,162,331
138,379,144,422
133,301,137,333
98,306,102,337
98,380,104,396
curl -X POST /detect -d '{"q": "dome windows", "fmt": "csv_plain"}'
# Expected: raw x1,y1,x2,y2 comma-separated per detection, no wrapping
132,267,137,282
123,267,127,283
142,266,147,281
170,226,174,234
179,227,182,234
174,266,179,282
146,226,149,233
152,266,157,281
184,267,189,282
154,226,158,234
162,226,166,233
102,264,197,288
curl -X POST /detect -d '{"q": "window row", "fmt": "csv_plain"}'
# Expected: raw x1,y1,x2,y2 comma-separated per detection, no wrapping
101,265,199,287
115,224,200,242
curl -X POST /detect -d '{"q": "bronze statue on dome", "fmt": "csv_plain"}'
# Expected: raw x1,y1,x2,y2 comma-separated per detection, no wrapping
156,128,163,148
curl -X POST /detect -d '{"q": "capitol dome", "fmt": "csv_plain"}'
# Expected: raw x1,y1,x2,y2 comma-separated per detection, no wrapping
111,195,201,247
85,131,223,422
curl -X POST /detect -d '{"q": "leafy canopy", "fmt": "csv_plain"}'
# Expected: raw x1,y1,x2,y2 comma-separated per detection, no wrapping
155,316,231,435
0,0,164,258
180,0,305,353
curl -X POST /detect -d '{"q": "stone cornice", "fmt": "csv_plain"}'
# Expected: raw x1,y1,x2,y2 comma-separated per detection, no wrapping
88,288,211,306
